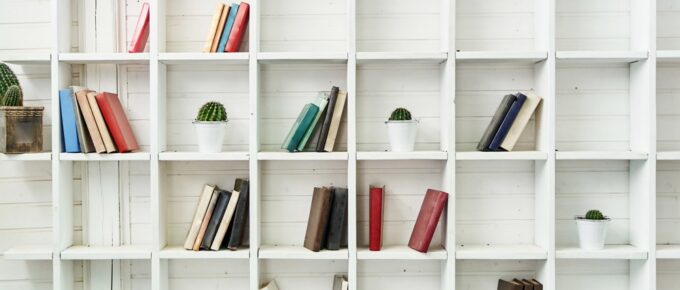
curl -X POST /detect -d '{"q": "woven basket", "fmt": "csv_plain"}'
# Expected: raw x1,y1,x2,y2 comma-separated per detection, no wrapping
0,106,45,153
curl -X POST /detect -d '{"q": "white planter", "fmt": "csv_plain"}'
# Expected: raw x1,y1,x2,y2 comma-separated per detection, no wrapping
385,120,419,152
193,121,228,153
576,218,609,250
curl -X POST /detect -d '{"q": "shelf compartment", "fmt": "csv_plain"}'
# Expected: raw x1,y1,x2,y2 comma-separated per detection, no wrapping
357,245,447,260
458,259,548,290
60,245,152,260
0,53,51,64
59,152,152,161
556,51,648,63
159,151,250,161
158,53,249,64
556,245,647,259
3,246,53,260
456,244,547,260
456,151,548,160
356,52,447,64
159,246,249,259
258,245,348,260
257,52,348,64
58,53,150,64
358,260,443,289
556,151,648,160
257,152,348,161
0,153,51,161
455,51,548,63
357,151,447,161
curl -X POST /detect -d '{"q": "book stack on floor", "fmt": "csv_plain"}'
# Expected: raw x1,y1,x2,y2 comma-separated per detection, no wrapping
304,186,349,252
184,180,250,251
282,87,348,153
59,87,139,153
477,91,543,152
498,278,543,290
203,2,250,53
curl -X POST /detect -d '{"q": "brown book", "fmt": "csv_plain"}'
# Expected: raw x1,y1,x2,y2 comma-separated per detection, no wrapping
528,279,542,290
210,180,242,250
86,91,117,153
303,187,333,252
498,279,523,290
183,184,216,249
203,3,225,52
514,279,533,290
408,189,448,252
76,90,106,153
210,5,230,52
192,188,220,250
323,90,347,152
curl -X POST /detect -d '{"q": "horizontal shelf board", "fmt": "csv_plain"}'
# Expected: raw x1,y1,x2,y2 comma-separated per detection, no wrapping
159,246,249,259
0,152,51,161
556,245,648,259
657,151,680,160
61,245,151,260
60,152,151,161
556,51,648,63
3,245,53,260
257,52,348,64
257,152,348,161
158,52,249,64
258,245,348,260
455,51,547,63
357,245,446,260
657,50,680,62
456,151,548,160
555,151,648,160
357,151,447,160
58,53,150,64
159,151,249,161
657,245,680,259
356,52,447,64
0,53,51,64
456,244,547,260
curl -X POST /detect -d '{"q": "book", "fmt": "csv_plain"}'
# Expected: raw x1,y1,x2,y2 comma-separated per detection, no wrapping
218,3,240,53
325,187,348,250
500,91,543,151
369,185,384,251
71,89,94,153
497,279,524,290
128,2,150,53
529,279,542,290
211,5,230,53
226,179,249,250
183,184,217,250
225,2,250,52
282,103,312,150
87,91,117,153
303,187,333,252
477,94,516,151
260,280,279,290
332,275,348,290
193,188,220,250
323,90,347,152
203,3,225,53
488,93,527,151
200,190,231,250
408,188,448,253
514,279,533,290
210,180,242,250
316,86,339,152
283,103,319,152
59,88,80,153
297,91,330,151
75,90,106,153
95,92,139,152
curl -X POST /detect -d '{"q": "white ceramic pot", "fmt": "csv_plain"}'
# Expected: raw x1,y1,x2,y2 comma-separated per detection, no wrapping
385,120,419,152
193,121,228,153
576,218,609,250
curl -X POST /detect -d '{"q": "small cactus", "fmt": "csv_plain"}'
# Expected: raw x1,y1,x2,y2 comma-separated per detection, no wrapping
389,107,412,121
1,85,23,106
585,209,605,220
0,63,20,103
196,101,227,122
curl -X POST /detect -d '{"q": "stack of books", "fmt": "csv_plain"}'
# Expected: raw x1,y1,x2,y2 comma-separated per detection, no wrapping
303,186,349,252
498,278,543,290
477,91,543,152
59,87,139,153
184,180,250,251
203,2,250,53
281,87,348,152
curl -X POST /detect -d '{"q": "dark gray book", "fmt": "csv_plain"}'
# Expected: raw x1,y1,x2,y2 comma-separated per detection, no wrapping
226,179,250,250
497,279,523,290
477,94,516,151
200,190,231,250
488,93,527,151
325,187,348,250
316,86,339,152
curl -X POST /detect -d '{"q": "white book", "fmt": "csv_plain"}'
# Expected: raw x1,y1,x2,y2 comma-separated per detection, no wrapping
499,91,543,151
333,275,348,290
183,184,217,250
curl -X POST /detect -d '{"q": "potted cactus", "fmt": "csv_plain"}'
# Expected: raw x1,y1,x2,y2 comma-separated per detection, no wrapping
0,63,44,153
194,101,228,153
575,209,610,250
385,107,419,152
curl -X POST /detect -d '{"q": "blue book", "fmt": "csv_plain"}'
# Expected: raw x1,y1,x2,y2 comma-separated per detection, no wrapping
286,104,319,152
59,88,80,153
488,93,527,151
217,3,239,53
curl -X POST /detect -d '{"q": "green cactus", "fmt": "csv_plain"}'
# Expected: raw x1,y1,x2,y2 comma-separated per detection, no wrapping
389,107,412,121
196,101,227,122
585,209,605,220
1,85,23,106
0,63,20,103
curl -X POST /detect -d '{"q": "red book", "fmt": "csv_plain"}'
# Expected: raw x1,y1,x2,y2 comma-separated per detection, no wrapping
128,2,150,53
224,2,250,52
95,92,139,152
369,185,384,251
408,189,448,253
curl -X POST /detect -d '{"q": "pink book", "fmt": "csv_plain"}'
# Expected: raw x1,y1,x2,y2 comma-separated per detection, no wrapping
129,3,150,53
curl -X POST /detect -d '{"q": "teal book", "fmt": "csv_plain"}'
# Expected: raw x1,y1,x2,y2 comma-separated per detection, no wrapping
282,104,312,150
218,3,239,52
284,104,319,152
296,92,330,151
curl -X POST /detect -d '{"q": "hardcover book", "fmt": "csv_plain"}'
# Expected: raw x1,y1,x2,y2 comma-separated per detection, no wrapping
59,88,80,153
297,91,330,151
260,280,279,290
325,187,348,250
284,103,319,152
76,90,106,153
71,88,94,153
226,179,250,250
500,91,543,151
497,279,524,290
128,2,150,53
200,190,231,250
203,3,225,52
95,92,139,152
86,91,117,153
332,275,348,290
529,279,542,290
323,90,347,152
408,189,448,253
183,184,217,249
488,93,527,151
477,94,516,151
303,187,333,252
211,5,230,53
218,3,239,53
193,188,220,250
513,278,533,290
210,180,242,250
369,185,384,251
316,86,339,152
225,2,250,52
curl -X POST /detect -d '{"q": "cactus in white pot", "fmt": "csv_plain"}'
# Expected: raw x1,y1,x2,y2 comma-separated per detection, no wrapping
575,209,610,250
385,107,418,152
193,101,228,153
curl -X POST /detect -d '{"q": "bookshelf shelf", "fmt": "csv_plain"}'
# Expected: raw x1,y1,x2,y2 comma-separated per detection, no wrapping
258,245,349,260
3,246,53,260
256,152,348,161
356,245,447,260
656,50,680,62
158,52,249,64
59,152,152,161
0,53,51,64
256,52,348,64
159,246,250,259
555,245,648,260
356,52,447,64
657,151,680,160
555,151,648,160
158,151,250,161
455,151,548,161
60,245,152,260
455,51,548,63
0,153,51,161
555,51,649,63
58,53,151,64
455,244,547,260
357,151,447,161
656,245,680,259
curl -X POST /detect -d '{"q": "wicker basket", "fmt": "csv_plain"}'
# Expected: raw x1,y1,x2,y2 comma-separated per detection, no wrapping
0,106,44,153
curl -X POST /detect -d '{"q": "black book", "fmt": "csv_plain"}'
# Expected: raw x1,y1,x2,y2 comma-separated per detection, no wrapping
200,190,231,250
316,86,339,152
477,94,516,151
325,187,348,250
226,179,250,250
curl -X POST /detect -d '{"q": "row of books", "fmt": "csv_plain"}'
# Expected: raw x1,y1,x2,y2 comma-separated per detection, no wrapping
477,91,543,151
203,2,250,53
304,186,349,252
59,88,139,153
370,186,448,253
282,87,348,152
498,278,543,290
184,180,250,251
260,276,348,290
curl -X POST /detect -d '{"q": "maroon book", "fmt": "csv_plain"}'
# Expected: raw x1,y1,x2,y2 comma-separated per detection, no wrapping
95,92,139,152
408,189,448,253
369,185,384,251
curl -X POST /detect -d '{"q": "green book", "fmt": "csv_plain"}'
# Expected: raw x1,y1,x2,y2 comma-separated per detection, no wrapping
281,104,311,150
282,103,319,152
297,92,330,151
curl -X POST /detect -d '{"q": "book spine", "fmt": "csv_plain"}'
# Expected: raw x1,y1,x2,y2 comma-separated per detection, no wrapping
193,189,220,250
477,94,516,151
203,4,225,52
218,4,239,53
287,104,319,152
226,180,249,250
303,187,332,252
225,2,250,52
325,188,348,250
210,6,230,53
316,86,339,152
95,92,139,152
86,92,117,153
210,190,240,250
281,104,312,150
323,90,347,152
408,189,448,253
500,91,542,151
368,186,383,251
128,2,150,53
488,94,527,151
297,92,329,151
72,91,94,153
76,91,106,153
200,191,230,250
183,185,216,249
59,89,80,153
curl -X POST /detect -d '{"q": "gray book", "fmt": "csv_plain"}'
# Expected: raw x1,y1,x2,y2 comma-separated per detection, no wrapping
70,86,94,153
477,94,516,151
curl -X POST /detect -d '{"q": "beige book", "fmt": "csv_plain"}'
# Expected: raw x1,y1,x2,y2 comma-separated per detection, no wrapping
193,188,220,250
209,190,240,250
76,90,106,153
203,4,225,53
332,275,348,290
86,91,117,153
210,5,230,52
183,184,217,249
499,91,543,151
260,280,279,290
323,90,348,152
